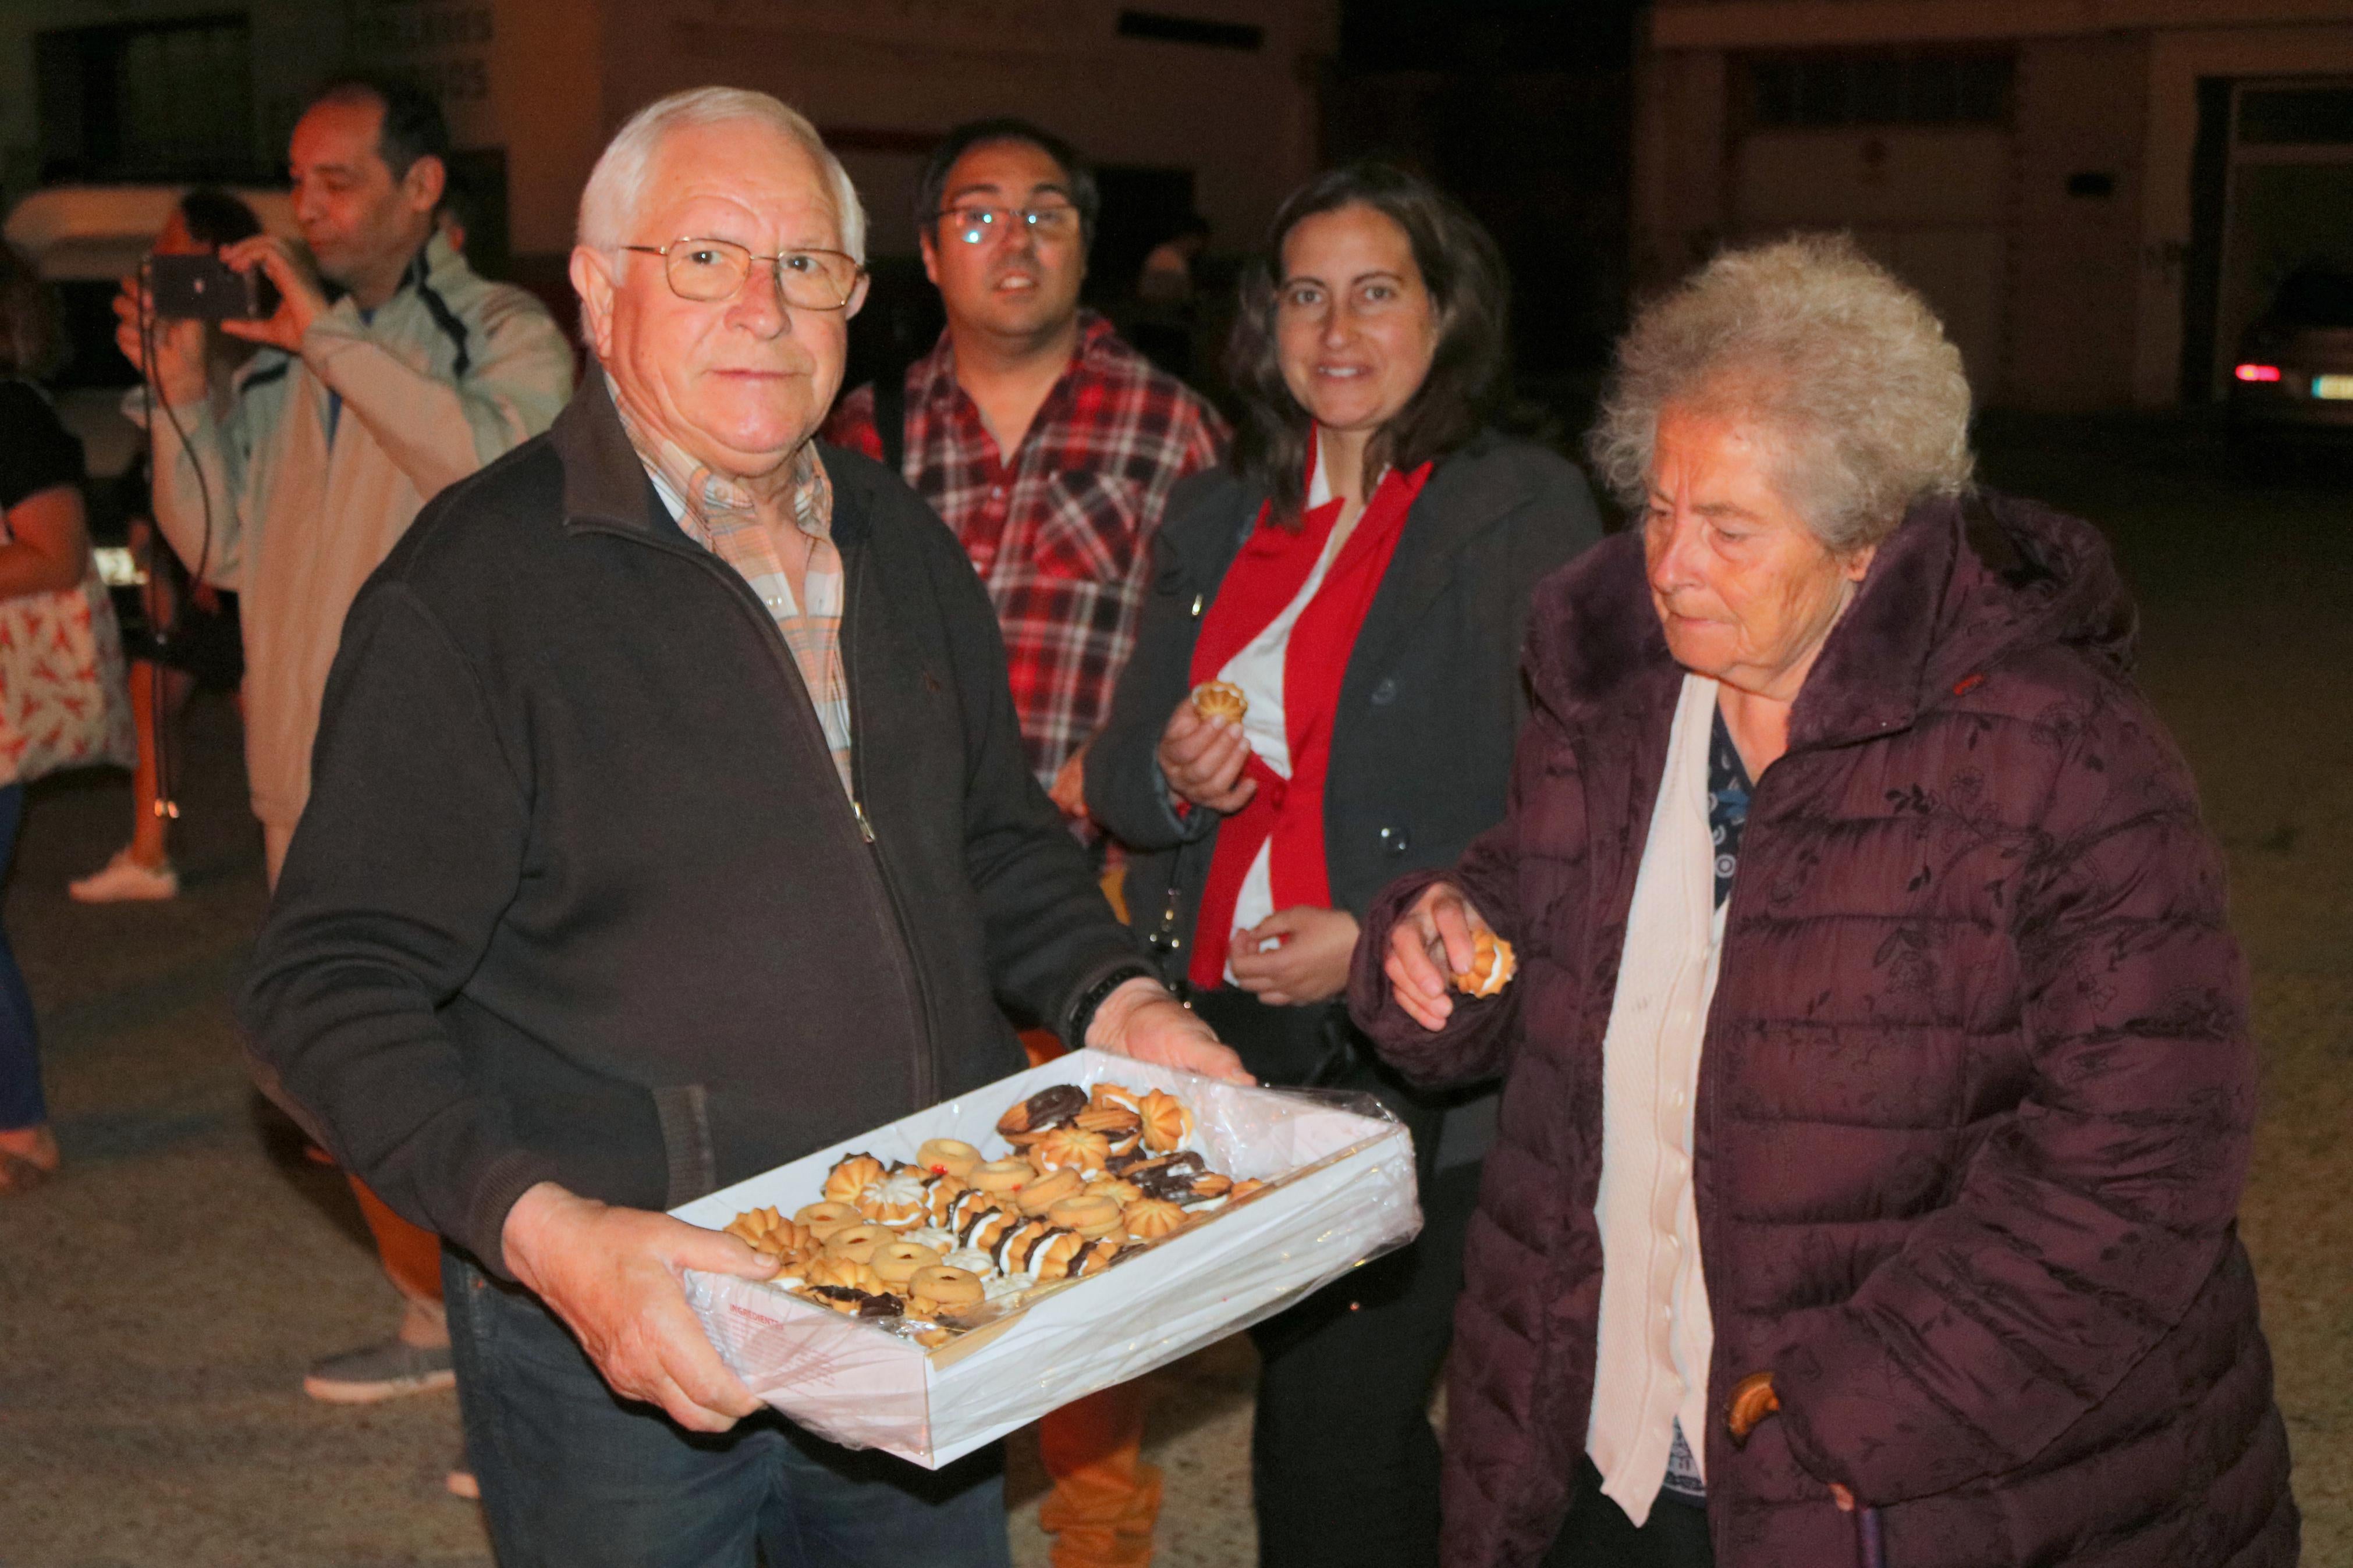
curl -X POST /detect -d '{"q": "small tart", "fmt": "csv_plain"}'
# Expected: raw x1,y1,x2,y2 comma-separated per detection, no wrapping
723,1207,815,1265
1014,1165,1083,1215
1190,680,1248,724
916,1137,984,1181
939,1245,995,1277
822,1153,888,1206
957,1204,1017,1251
1073,1105,1145,1156
1069,1237,1127,1277
1028,1126,1112,1175
1138,1090,1195,1153
1089,1082,1144,1114
803,1255,883,1295
970,1157,1033,1197
992,1219,1055,1274
921,1172,971,1226
1030,1229,1089,1281
908,1265,985,1309
871,1239,942,1286
1123,1197,1187,1240
794,1201,864,1242
823,1224,895,1264
795,1283,872,1314
996,1083,1088,1140
1048,1194,1124,1240
857,1169,930,1227
1083,1178,1144,1207
1450,930,1517,998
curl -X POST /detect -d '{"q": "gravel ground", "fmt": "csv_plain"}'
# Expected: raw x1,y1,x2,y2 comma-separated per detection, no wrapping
0,415,2343,1566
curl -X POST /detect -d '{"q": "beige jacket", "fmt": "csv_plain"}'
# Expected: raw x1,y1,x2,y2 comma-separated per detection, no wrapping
136,234,574,832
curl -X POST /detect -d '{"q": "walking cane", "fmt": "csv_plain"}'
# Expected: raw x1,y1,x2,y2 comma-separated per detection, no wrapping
1727,1372,1890,1567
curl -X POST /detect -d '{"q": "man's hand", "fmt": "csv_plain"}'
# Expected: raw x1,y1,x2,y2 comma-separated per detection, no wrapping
1086,976,1253,1083
215,236,331,353
112,279,207,407
1048,738,1091,820
1229,905,1360,1007
501,1182,773,1433
1156,701,1255,814
1382,881,1493,1032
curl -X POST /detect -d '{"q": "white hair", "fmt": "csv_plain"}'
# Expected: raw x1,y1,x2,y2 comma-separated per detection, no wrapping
577,87,867,262
1589,233,1974,555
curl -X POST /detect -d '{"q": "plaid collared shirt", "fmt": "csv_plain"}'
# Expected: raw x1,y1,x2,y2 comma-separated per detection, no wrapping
826,314,1227,816
615,379,854,799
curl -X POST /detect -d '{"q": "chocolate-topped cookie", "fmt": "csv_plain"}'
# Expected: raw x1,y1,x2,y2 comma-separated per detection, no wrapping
1129,1151,1208,1201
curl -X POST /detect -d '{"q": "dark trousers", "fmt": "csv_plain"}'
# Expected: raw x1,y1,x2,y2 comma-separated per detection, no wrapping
443,1251,1012,1568
1543,1457,1716,1568
1193,987,1481,1568
0,784,41,1131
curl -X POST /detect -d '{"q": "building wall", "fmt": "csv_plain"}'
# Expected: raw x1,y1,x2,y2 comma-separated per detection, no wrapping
5,0,1334,276
2006,34,2149,411
1639,0,2353,410
590,0,1333,267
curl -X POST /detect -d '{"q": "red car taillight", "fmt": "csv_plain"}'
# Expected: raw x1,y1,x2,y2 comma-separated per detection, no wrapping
2235,363,2283,382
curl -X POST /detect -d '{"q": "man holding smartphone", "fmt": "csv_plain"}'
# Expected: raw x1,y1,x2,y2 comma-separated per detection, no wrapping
113,73,572,1442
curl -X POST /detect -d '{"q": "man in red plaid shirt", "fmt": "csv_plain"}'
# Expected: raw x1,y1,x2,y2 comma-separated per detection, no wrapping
826,119,1226,849
827,119,1226,1568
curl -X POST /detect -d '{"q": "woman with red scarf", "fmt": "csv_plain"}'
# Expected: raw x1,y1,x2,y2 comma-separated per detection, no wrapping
1088,163,1602,1567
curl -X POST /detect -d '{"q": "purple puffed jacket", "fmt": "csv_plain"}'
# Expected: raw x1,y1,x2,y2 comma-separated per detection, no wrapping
1348,493,2299,1567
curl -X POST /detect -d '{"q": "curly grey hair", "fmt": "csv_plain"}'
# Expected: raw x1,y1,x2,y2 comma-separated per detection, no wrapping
1588,233,1974,555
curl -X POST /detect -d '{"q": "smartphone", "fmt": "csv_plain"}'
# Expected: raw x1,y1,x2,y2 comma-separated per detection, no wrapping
148,254,279,322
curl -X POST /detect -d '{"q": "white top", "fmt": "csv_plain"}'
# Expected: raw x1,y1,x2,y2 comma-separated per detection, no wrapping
1586,672,1723,1527
1215,446,1343,978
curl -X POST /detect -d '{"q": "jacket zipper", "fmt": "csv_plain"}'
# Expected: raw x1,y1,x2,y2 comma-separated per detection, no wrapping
573,517,935,1101
838,541,939,1105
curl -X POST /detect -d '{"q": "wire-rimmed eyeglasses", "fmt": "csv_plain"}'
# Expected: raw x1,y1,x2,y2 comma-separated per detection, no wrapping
619,237,865,310
935,204,1081,247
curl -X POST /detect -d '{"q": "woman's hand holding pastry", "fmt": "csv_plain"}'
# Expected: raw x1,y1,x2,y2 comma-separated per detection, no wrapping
1158,700,1257,814
1230,905,1361,1007
1385,882,1492,1030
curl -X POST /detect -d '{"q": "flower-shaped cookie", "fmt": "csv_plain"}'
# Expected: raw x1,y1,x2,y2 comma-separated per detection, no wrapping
822,1153,888,1206
1138,1090,1194,1153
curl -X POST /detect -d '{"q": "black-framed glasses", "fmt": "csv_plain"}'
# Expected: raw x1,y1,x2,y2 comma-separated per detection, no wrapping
935,204,1081,247
619,237,865,309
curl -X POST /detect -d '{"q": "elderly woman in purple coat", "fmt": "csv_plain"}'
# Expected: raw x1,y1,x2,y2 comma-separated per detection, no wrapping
1347,235,2298,1568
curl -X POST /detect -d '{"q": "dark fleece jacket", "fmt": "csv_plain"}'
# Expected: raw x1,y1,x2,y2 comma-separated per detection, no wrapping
1348,493,2298,1567
241,376,1147,1274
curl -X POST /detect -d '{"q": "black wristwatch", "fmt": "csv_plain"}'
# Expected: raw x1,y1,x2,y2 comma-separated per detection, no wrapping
1067,961,1164,1047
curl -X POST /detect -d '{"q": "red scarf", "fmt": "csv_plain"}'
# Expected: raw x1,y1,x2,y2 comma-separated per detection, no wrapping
1186,454,1431,989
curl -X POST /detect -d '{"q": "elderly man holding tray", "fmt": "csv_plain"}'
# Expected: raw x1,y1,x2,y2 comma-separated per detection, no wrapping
241,87,1243,1568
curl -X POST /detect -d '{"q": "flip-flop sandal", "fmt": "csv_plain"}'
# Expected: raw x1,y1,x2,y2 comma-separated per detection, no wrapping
0,1149,58,1194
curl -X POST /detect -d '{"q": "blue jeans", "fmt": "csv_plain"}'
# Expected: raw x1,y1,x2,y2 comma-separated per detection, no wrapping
0,784,41,1132
443,1251,1013,1568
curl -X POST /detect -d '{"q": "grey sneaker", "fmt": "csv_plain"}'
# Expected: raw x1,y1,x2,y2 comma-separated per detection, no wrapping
302,1338,456,1404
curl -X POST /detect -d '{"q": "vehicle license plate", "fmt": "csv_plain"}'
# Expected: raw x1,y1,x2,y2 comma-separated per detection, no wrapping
2311,375,2353,400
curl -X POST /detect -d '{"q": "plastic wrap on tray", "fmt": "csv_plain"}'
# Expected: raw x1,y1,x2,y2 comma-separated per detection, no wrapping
674,1048,1419,1467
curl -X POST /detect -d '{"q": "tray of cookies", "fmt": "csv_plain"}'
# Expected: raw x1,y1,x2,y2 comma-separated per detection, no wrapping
670,1047,1418,1469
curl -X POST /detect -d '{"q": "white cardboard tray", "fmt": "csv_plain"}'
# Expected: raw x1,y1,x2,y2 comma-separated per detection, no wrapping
672,1048,1419,1468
